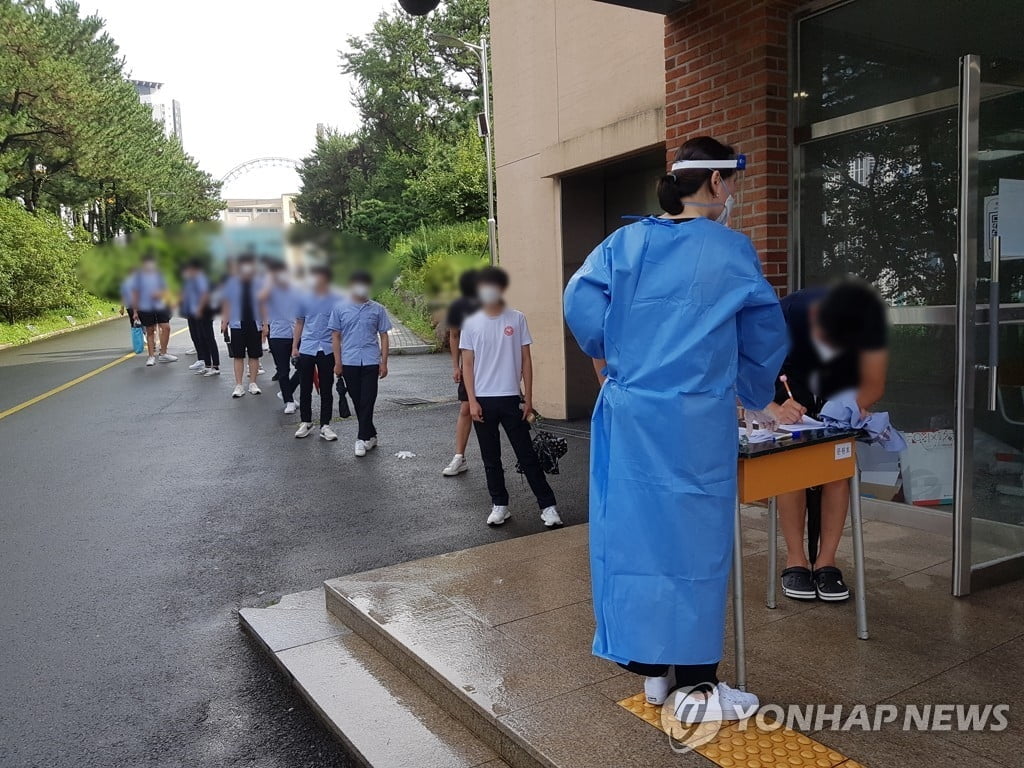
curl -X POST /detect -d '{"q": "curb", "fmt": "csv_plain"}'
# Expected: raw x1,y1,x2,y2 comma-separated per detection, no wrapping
391,343,435,356
0,313,123,352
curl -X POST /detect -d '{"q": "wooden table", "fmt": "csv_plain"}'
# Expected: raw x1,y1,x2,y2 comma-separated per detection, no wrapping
732,428,866,690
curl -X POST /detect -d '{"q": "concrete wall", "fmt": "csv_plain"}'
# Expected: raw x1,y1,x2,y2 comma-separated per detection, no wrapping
490,0,665,417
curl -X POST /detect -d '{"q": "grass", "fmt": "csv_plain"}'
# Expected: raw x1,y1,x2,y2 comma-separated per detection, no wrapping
0,294,122,347
377,288,438,350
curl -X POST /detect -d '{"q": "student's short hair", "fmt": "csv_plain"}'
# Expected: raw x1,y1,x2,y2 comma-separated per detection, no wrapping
350,269,372,285
818,279,888,350
186,257,204,270
310,264,332,281
140,252,156,263
237,253,256,265
267,259,287,272
458,269,478,298
476,266,509,290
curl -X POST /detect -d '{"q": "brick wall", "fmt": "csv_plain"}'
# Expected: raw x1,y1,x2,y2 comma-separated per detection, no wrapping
664,0,799,292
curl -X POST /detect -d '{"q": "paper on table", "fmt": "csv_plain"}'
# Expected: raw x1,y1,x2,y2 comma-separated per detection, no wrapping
739,427,788,444
777,415,826,432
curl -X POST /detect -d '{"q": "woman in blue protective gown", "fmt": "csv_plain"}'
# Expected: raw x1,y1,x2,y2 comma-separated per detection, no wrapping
563,137,788,725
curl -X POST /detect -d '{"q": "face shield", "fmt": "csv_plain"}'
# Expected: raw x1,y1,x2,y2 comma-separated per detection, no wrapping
670,154,746,229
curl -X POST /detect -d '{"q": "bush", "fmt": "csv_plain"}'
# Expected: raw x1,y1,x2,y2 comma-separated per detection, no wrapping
0,199,91,324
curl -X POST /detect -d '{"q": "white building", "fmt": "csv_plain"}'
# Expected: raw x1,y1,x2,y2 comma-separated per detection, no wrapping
131,80,183,143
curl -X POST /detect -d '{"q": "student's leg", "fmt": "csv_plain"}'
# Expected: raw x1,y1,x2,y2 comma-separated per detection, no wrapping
355,365,379,440
472,397,508,505
498,397,556,509
187,316,202,355
200,313,219,368
455,401,472,455
345,365,364,428
816,479,850,568
145,324,157,355
315,353,334,426
269,339,292,400
158,322,171,354
778,489,810,569
247,355,260,383
297,354,315,423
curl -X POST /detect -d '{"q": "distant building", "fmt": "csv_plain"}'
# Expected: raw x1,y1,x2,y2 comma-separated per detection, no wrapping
131,79,183,143
221,196,299,229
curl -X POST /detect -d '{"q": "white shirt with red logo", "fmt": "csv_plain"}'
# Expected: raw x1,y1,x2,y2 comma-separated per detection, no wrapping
459,307,533,397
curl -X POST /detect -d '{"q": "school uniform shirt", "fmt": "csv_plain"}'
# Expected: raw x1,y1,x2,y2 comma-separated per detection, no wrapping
265,283,298,340
328,300,392,366
458,308,532,397
296,289,341,355
180,273,209,318
120,275,135,308
223,275,264,329
133,270,167,312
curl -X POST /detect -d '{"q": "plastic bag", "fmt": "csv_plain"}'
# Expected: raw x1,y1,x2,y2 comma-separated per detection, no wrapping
131,324,145,355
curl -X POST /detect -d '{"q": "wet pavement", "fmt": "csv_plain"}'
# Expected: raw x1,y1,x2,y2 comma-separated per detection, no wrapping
0,320,591,768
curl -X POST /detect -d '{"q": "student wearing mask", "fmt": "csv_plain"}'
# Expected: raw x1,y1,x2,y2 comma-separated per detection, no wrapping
441,269,480,477
564,136,788,724
329,271,391,457
131,253,177,366
220,253,264,398
293,265,340,441
260,261,299,414
765,279,889,602
181,259,218,375
459,267,562,529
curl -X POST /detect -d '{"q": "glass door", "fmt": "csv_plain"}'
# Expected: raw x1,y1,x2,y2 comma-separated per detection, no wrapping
953,55,1024,594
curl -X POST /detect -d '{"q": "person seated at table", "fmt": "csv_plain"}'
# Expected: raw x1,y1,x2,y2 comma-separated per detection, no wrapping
766,279,889,602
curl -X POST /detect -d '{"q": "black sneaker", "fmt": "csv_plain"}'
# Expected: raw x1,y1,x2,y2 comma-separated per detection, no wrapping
813,566,851,602
781,566,817,600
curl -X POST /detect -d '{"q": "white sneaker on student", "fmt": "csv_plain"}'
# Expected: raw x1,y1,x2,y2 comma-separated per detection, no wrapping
145,356,156,366
295,422,313,438
364,436,377,451
203,367,220,376
257,365,265,375
644,668,677,706
188,360,205,371
487,505,511,526
442,454,468,476
320,425,338,441
248,382,261,395
276,391,283,401
284,402,296,415
193,367,208,375
671,683,759,724
231,384,245,398
354,439,367,456
540,506,563,528
158,353,178,363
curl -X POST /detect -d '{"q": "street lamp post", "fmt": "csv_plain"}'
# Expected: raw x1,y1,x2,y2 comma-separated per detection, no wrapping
430,33,498,266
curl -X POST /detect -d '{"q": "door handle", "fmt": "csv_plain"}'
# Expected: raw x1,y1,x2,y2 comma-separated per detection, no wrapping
987,236,1001,411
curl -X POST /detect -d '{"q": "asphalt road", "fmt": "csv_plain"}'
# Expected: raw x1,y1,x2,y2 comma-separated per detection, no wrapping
0,319,591,768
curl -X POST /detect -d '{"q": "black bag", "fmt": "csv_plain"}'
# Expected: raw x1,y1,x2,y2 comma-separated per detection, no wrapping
516,425,569,476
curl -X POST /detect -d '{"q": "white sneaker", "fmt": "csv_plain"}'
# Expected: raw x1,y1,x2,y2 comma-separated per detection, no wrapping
295,422,313,438
158,353,178,363
354,439,367,456
364,436,378,451
231,384,245,398
320,425,338,441
203,367,220,376
284,402,296,415
276,391,283,401
442,455,468,476
248,382,262,395
145,355,156,366
487,505,511,526
188,360,205,371
192,367,208,375
644,668,677,706
671,683,759,724
540,506,563,528
257,365,266,375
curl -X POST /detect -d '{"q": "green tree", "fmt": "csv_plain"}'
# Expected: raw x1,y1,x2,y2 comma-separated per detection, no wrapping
403,127,486,223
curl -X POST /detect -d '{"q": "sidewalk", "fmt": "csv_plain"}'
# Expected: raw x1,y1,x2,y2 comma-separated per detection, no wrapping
388,313,434,355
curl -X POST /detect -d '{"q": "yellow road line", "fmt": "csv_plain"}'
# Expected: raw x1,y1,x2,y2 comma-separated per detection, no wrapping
0,327,190,422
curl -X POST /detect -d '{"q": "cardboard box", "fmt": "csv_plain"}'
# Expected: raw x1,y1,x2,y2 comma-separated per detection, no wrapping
858,442,902,501
900,430,955,505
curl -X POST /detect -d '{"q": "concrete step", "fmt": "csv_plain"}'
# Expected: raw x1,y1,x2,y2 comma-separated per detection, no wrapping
240,589,507,768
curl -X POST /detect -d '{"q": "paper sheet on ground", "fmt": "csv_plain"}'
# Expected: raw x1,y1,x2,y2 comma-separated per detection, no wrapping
777,415,826,432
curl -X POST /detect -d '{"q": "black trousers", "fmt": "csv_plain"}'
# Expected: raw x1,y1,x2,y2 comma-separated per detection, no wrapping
473,396,556,509
297,351,334,426
619,661,719,690
268,337,299,403
345,364,379,440
188,313,219,368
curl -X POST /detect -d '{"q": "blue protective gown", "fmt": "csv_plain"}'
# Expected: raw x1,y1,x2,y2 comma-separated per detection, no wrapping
563,217,788,666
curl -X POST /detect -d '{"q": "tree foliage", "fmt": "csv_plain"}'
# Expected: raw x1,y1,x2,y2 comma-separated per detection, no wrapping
0,0,222,239
295,0,490,246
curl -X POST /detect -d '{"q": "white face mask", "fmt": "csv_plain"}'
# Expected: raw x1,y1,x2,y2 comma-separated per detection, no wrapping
351,283,370,299
478,285,502,306
715,179,735,226
811,334,841,362
238,263,254,278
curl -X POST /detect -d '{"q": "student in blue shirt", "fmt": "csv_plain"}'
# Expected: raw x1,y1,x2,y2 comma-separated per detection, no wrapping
220,253,265,398
330,270,391,457
120,272,136,328
259,260,300,414
131,253,177,366
180,259,219,375
292,265,341,441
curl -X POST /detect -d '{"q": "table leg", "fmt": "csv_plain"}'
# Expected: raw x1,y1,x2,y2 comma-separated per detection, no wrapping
733,495,746,690
849,468,869,640
766,496,777,609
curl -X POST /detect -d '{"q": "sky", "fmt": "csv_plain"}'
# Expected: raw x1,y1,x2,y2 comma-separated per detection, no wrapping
81,0,392,198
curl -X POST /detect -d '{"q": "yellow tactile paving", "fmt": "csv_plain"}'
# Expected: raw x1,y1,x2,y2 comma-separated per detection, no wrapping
617,692,858,768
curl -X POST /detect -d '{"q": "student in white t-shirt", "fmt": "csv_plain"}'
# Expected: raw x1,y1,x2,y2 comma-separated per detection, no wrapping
459,267,562,529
